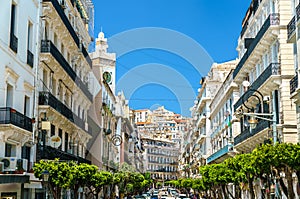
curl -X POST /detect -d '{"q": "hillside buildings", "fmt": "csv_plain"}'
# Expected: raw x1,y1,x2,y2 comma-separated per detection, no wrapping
134,106,189,181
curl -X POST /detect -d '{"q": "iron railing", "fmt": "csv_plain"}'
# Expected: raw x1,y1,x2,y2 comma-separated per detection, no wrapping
290,74,298,94
0,107,32,132
234,63,280,110
287,16,296,40
234,120,269,145
233,13,280,78
206,144,232,164
41,40,92,101
42,0,92,68
38,145,90,164
39,92,89,133
297,3,300,21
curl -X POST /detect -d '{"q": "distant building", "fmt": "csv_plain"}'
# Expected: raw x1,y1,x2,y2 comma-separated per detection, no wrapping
134,106,189,180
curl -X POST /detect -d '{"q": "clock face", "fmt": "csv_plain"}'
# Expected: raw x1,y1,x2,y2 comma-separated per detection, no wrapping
103,71,112,84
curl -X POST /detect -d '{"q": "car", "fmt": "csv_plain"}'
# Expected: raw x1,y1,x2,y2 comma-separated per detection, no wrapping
142,193,151,199
177,194,189,199
150,194,159,199
134,196,146,199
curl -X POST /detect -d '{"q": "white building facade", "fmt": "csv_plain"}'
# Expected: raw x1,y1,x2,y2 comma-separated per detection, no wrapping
0,0,40,198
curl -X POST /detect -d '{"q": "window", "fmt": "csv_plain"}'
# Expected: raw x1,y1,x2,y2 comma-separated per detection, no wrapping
27,21,34,67
24,95,30,117
58,129,62,150
10,4,18,53
65,132,69,151
42,69,48,91
5,143,16,157
6,84,14,107
21,145,30,159
51,124,55,137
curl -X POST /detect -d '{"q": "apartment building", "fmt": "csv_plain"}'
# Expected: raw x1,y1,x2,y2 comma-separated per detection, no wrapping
288,0,300,143
233,0,297,154
142,137,179,181
0,0,39,197
183,61,236,178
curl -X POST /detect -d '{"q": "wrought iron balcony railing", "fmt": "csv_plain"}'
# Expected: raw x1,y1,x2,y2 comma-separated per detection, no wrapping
206,144,232,164
41,40,92,101
10,34,18,53
233,13,280,78
39,91,90,134
234,63,280,110
27,50,34,67
0,107,32,132
297,3,300,21
287,16,296,40
290,74,298,94
234,120,269,145
38,145,90,164
42,0,92,68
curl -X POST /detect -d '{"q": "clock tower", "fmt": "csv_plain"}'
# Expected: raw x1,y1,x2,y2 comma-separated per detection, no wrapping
94,31,116,94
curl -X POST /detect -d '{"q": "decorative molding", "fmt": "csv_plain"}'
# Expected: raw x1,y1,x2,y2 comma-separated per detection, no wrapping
24,81,34,92
5,66,20,85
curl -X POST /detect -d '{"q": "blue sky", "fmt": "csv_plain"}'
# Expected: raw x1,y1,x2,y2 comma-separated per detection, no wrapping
92,1,251,116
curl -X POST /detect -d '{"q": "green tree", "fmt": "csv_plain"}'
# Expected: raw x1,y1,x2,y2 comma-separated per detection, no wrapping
253,143,300,199
87,170,112,199
71,163,98,199
34,159,74,199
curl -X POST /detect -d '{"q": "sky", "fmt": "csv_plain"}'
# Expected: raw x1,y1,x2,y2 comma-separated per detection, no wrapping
92,1,251,116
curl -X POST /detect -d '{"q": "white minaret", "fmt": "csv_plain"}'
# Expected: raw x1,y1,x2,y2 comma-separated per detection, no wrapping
95,31,116,93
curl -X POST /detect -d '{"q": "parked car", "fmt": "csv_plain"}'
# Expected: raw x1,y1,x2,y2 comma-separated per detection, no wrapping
134,195,146,199
142,193,151,199
151,194,159,199
177,194,189,199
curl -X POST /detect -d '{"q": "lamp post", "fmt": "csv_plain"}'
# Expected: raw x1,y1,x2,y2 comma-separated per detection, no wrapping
42,170,49,199
241,82,278,199
241,82,278,145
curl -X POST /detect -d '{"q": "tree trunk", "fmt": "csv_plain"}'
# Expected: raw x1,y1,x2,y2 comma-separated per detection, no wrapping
248,176,255,199
286,168,295,199
279,177,288,197
225,184,235,199
221,185,228,199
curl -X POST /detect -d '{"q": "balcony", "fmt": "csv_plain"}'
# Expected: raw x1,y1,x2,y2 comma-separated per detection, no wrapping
234,120,269,146
234,63,280,111
0,107,33,132
41,40,92,101
297,3,300,22
206,144,233,164
233,13,280,79
39,92,89,134
196,113,206,127
9,34,18,53
287,16,296,43
38,145,90,164
42,0,92,68
290,74,298,95
27,50,34,67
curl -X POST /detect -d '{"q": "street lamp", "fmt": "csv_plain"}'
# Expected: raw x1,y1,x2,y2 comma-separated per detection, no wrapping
241,81,278,145
42,170,49,199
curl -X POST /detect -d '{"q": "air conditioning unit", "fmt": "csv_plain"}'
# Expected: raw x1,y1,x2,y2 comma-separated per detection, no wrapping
17,159,28,171
0,157,17,171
